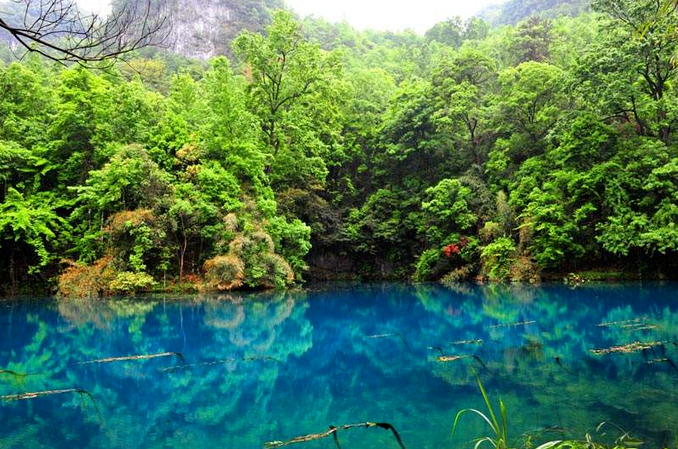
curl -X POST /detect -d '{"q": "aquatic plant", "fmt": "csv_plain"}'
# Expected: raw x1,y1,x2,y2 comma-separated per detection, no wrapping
452,377,510,449
453,378,649,449
536,422,645,449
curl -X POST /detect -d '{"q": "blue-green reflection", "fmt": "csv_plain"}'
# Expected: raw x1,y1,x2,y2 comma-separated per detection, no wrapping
1,283,677,448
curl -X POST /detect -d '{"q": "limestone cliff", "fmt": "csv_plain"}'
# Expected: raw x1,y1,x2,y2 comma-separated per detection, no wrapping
158,0,285,59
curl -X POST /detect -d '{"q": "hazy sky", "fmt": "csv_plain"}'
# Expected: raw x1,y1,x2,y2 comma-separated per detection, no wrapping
77,0,500,33
285,0,499,32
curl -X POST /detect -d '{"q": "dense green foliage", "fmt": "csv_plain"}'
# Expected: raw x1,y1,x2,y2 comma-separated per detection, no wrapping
2,0,678,295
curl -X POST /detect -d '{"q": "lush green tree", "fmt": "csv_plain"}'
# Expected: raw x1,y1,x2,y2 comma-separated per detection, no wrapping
234,11,344,192
511,17,554,63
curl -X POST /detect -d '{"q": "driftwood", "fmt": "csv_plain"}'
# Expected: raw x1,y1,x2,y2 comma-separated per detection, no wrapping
264,422,406,449
431,351,492,373
160,356,287,373
489,320,536,329
590,341,662,355
624,325,659,331
450,339,483,346
436,355,469,362
1,388,102,422
597,318,658,332
366,333,414,353
645,357,678,373
1,388,90,402
78,351,185,365
0,369,30,378
597,318,647,328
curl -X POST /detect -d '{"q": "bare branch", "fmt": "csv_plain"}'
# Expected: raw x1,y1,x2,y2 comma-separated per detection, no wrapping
0,0,172,65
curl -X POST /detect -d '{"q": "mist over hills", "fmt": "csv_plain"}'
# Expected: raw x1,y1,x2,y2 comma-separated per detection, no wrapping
477,0,591,26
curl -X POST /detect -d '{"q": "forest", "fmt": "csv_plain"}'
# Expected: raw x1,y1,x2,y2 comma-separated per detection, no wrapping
2,0,678,296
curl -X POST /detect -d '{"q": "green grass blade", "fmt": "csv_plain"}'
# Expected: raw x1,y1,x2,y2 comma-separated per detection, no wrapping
453,409,497,437
499,398,508,444
476,377,500,433
534,441,562,449
474,437,498,449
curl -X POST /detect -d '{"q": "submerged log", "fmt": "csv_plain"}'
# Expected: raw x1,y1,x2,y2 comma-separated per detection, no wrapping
366,332,414,353
0,369,31,378
436,355,470,362
590,341,662,355
596,318,647,328
264,422,406,449
450,339,483,346
160,355,286,373
489,320,536,329
78,351,185,365
1,388,90,402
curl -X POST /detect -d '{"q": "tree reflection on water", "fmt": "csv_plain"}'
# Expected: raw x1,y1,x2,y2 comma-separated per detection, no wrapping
1,283,677,448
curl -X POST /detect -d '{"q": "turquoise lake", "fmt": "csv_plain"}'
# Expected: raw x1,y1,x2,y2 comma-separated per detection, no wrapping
1,283,678,448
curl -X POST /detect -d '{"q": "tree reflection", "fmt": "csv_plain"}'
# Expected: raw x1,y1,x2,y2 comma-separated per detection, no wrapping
1,285,678,448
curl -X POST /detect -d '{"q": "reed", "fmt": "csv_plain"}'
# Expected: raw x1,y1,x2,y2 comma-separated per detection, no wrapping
452,377,510,449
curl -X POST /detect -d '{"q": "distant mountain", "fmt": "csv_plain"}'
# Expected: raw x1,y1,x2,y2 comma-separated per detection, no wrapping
477,0,591,26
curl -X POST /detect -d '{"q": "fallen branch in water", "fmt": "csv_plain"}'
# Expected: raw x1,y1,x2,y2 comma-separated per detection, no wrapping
78,351,185,365
366,333,414,353
160,355,286,373
450,339,483,346
1,388,102,423
432,352,492,373
646,357,678,373
436,355,469,362
590,341,662,355
264,422,406,449
0,369,32,378
625,325,659,331
1,388,90,402
489,320,536,329
596,318,647,328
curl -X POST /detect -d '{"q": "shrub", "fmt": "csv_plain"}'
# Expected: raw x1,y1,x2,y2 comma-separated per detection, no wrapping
441,264,476,284
57,257,116,298
479,221,503,243
413,248,442,281
109,271,155,295
203,255,245,291
261,253,295,289
481,237,517,282
510,255,541,283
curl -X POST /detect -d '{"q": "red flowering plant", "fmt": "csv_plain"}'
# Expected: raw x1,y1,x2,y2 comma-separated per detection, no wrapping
443,236,469,258
443,244,460,257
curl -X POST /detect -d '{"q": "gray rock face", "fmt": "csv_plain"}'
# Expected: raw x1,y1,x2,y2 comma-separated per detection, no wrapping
168,0,234,59
163,0,284,60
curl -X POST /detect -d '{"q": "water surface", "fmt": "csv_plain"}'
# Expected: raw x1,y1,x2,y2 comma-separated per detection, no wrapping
1,283,678,448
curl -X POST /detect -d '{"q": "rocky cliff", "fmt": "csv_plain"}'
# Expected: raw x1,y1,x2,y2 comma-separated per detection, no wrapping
159,0,285,59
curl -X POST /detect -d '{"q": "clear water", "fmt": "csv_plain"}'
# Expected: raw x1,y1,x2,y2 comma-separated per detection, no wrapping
1,283,678,449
